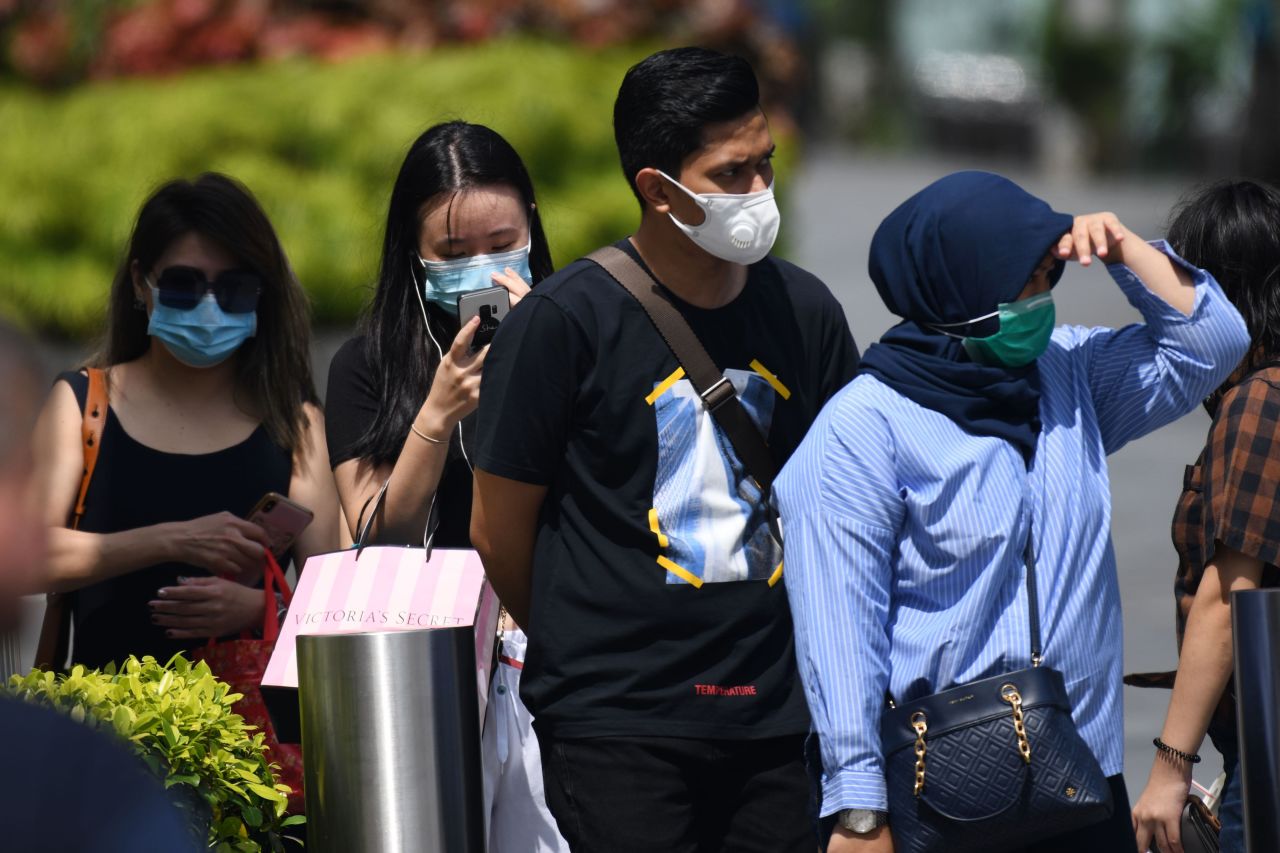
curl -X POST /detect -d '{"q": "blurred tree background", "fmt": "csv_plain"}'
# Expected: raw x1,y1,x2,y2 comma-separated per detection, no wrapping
0,0,1275,340
0,42,651,338
0,0,807,340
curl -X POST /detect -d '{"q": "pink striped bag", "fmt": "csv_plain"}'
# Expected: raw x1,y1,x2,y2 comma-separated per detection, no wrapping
261,544,501,728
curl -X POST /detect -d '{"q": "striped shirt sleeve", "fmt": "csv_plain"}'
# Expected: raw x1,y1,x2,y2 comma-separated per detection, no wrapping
1076,240,1249,456
777,391,904,814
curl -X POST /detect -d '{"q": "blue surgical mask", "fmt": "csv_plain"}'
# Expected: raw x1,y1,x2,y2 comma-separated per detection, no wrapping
147,285,257,368
418,243,531,317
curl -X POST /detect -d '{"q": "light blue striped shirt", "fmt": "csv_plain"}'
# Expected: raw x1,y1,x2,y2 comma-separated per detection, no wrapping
775,243,1249,815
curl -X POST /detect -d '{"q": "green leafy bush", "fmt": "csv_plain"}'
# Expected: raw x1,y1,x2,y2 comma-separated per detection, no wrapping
0,40,653,340
7,655,301,852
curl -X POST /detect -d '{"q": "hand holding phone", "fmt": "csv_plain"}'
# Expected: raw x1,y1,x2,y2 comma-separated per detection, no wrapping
246,492,314,557
457,286,511,352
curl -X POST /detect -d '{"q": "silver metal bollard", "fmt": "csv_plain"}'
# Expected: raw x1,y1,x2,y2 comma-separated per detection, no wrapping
297,627,485,853
1231,588,1280,853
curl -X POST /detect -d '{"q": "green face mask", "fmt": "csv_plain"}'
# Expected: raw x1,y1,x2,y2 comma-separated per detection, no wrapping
934,292,1056,368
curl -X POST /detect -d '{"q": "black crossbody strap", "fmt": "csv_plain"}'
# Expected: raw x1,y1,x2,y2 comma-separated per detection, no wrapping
1025,529,1043,667
586,245,779,493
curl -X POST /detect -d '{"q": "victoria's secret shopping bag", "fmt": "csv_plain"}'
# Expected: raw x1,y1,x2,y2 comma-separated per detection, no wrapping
261,545,501,740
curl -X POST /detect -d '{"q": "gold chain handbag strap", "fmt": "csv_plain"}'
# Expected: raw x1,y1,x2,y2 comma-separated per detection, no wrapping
1001,683,1033,764
911,711,929,796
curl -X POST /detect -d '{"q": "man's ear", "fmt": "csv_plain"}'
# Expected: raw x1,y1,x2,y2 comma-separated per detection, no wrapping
635,168,673,213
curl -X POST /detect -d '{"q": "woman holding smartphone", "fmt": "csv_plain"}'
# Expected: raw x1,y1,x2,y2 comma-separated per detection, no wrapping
324,120,564,853
31,173,341,670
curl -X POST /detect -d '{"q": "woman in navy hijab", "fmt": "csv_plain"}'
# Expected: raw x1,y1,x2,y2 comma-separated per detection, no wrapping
776,172,1249,853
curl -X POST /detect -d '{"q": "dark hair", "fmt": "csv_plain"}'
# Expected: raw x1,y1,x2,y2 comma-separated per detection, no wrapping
614,47,761,205
95,173,317,455
353,121,554,467
1167,180,1280,367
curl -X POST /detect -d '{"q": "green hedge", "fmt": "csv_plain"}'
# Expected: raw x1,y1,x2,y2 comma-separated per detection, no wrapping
0,40,674,340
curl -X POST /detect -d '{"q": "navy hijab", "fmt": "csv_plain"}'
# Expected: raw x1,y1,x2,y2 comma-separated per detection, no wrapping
860,171,1074,460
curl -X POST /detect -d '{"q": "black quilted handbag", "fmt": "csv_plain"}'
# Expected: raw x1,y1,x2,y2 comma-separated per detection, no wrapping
880,540,1114,853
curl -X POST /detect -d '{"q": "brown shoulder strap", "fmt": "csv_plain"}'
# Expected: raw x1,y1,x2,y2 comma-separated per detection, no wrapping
586,245,778,493
36,368,109,670
71,367,108,530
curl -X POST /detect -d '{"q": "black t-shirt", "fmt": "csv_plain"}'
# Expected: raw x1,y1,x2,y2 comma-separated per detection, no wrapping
474,241,859,740
325,335,475,548
60,371,293,671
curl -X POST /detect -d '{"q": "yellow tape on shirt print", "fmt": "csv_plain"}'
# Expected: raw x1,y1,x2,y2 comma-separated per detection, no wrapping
650,506,701,587
749,359,791,400
649,504,780,587
645,367,686,405
648,508,670,548
657,555,703,588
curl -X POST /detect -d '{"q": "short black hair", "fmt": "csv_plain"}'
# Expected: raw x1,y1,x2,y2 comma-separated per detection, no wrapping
613,47,760,205
1167,179,1280,361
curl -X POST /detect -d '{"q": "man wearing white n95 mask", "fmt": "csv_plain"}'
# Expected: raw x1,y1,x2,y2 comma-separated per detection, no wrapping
471,47,860,852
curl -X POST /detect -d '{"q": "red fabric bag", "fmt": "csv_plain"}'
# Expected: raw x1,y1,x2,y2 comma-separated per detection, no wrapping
193,551,305,814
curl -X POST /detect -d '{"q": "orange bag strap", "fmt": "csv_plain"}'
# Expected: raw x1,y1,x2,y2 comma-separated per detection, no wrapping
39,368,108,670
71,368,107,530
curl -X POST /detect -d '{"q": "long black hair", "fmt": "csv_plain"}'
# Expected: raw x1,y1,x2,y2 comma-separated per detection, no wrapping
353,121,554,466
96,173,317,454
1167,179,1280,400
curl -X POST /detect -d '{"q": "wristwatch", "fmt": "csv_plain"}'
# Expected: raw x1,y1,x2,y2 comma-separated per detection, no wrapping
837,809,888,834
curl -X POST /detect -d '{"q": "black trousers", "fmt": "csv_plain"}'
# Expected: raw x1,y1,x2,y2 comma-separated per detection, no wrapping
538,733,812,853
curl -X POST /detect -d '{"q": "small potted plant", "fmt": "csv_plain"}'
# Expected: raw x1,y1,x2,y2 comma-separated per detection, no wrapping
7,654,303,852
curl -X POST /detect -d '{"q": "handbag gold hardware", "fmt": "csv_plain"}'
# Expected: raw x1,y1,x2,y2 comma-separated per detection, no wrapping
911,711,928,796
1001,684,1032,764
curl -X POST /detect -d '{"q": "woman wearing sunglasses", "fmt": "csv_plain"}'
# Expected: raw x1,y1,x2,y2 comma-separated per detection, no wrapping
31,172,340,670
323,121,564,853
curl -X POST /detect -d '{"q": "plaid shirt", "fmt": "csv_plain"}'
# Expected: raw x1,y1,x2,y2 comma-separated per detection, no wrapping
1172,364,1280,733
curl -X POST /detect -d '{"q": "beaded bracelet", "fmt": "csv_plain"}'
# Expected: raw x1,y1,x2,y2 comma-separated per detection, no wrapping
1153,737,1202,765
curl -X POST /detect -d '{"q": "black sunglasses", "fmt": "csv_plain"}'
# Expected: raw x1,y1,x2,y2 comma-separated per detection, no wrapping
150,266,262,314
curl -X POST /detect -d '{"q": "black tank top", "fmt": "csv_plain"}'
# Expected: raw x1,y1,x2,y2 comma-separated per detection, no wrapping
59,371,292,670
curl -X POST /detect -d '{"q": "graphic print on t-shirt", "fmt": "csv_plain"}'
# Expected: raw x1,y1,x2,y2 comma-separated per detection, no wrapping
648,366,783,587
